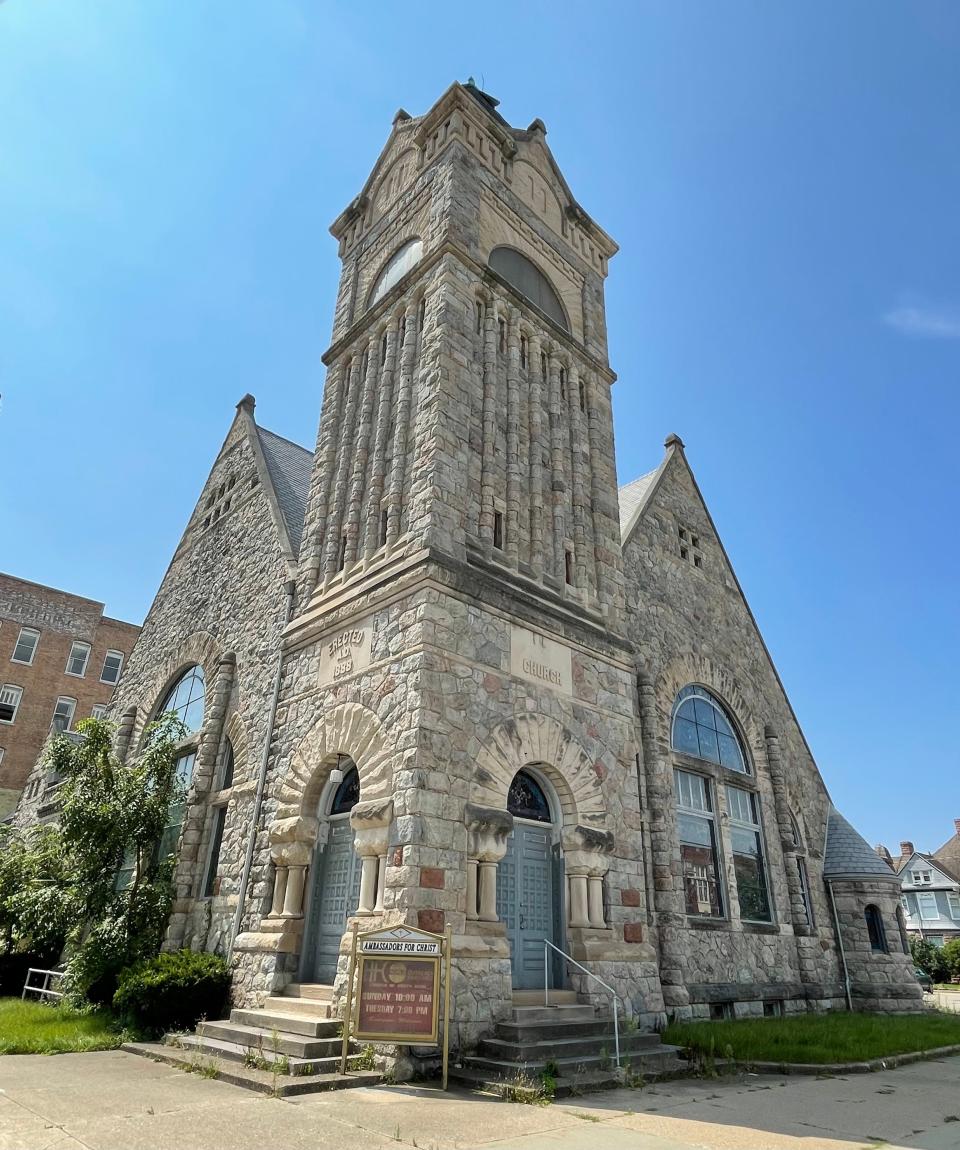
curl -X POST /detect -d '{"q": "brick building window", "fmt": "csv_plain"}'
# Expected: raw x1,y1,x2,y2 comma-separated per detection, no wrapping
675,769,723,917
52,697,76,733
726,786,773,923
100,650,124,685
12,628,40,665
91,704,108,720
0,685,23,724
65,641,91,678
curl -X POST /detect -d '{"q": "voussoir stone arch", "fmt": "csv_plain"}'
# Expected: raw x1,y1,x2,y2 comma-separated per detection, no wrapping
133,630,221,749
275,701,394,821
471,713,608,828
655,654,762,769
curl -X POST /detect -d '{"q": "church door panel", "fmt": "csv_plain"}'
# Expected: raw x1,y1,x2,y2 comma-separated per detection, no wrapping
498,822,557,989
302,819,361,984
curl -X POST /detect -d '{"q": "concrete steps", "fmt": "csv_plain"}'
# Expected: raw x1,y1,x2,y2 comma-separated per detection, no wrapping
196,1019,342,1060
452,1001,688,1097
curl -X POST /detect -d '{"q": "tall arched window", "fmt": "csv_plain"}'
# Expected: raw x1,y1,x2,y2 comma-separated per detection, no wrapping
368,238,423,308
507,769,552,823
865,904,888,953
671,685,746,772
488,247,568,331
330,763,360,815
157,666,206,734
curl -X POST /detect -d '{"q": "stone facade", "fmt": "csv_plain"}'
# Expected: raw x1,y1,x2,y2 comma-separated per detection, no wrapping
14,81,921,1051
0,573,139,817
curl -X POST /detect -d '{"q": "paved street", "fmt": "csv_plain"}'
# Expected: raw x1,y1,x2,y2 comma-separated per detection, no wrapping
2,1051,960,1150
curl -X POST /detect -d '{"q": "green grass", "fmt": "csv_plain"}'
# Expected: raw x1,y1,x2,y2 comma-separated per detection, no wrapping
664,1011,960,1065
0,997,124,1055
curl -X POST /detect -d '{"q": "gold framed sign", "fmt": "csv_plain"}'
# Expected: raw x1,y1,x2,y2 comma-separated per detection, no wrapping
340,923,453,1088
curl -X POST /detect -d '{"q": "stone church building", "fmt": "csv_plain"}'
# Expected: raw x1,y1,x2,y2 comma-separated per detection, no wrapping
17,82,920,1044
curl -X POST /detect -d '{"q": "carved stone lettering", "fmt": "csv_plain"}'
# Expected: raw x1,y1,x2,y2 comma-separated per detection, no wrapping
318,623,372,686
510,625,572,696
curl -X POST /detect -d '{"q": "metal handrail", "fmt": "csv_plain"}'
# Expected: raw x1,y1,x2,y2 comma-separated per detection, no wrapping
542,938,619,1067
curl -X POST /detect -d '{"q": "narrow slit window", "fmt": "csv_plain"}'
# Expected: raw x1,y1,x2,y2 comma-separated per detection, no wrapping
559,367,566,401
498,318,506,353
203,805,228,898
520,335,528,369
380,333,388,363
338,534,348,571
540,351,547,378
418,297,426,332
578,379,586,412
476,301,483,334
564,549,574,585
493,510,504,551
399,316,406,348
380,507,389,547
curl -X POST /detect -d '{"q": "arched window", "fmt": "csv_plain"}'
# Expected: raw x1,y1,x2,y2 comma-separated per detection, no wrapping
157,666,206,734
507,769,551,823
330,763,360,815
865,904,888,953
488,247,568,331
220,739,235,790
368,238,423,309
671,685,746,773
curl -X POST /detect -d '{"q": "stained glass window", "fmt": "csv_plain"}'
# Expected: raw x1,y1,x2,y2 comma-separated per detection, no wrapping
330,763,359,815
507,770,551,823
671,685,746,772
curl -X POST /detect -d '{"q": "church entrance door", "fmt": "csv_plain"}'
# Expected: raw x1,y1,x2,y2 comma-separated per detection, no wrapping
497,770,563,990
301,765,361,985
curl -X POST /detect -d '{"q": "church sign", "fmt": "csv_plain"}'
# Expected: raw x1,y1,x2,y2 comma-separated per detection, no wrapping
318,622,372,686
340,924,452,1087
510,624,573,696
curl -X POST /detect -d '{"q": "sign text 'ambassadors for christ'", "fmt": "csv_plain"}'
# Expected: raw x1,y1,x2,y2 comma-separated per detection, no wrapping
352,926,443,1044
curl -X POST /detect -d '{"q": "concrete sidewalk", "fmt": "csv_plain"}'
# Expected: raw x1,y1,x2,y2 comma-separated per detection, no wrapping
1,1049,960,1150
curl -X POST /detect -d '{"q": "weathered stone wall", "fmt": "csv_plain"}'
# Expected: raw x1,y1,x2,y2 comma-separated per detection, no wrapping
621,443,844,1017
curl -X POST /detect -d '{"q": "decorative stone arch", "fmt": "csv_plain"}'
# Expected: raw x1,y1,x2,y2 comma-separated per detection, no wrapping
268,702,396,926
471,712,608,829
222,709,251,787
655,654,763,769
132,630,221,749
275,701,394,822
467,714,615,933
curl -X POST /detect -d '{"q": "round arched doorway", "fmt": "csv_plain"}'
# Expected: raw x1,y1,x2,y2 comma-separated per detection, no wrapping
497,768,563,989
300,761,361,984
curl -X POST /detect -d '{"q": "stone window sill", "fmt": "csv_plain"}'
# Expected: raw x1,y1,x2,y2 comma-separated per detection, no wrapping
686,916,731,931
741,921,779,935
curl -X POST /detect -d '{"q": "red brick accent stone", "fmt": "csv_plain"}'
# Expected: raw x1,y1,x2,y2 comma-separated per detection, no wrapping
483,674,502,695
623,922,644,943
390,847,404,867
418,909,444,933
620,888,642,907
420,867,445,889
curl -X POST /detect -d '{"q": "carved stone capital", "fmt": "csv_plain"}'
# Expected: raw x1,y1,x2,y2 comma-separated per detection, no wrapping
562,824,615,876
269,815,319,847
349,797,394,832
465,803,514,863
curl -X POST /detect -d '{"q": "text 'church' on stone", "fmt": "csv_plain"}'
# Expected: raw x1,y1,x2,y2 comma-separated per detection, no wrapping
17,81,921,1052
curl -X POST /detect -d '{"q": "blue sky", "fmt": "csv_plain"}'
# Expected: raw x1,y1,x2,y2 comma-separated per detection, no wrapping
2,2,957,852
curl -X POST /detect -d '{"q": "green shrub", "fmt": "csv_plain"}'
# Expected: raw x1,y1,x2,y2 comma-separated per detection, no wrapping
113,950,231,1036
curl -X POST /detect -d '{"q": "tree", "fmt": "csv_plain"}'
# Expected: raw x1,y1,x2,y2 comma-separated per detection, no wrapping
939,937,960,981
910,935,950,983
8,714,187,1003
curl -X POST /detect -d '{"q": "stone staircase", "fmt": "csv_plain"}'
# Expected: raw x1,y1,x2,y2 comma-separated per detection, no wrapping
451,991,687,1097
123,983,383,1096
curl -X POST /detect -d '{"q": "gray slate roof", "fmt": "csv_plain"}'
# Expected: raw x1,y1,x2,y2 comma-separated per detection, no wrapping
257,427,313,557
618,468,659,538
824,807,899,881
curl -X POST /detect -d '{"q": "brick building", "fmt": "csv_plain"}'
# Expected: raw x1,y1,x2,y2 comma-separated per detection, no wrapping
0,572,140,816
16,82,921,1073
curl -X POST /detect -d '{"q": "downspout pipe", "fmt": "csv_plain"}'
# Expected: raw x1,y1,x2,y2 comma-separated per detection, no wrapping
826,879,853,1011
228,579,296,960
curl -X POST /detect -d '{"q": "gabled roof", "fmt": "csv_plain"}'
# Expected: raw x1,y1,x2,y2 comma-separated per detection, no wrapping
256,427,313,557
895,851,960,886
618,468,659,538
824,807,900,882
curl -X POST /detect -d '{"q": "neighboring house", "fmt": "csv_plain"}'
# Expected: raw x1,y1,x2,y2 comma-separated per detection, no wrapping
16,81,920,1042
877,833,960,945
0,573,140,818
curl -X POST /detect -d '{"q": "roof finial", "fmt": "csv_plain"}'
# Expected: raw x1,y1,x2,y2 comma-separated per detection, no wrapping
467,75,476,87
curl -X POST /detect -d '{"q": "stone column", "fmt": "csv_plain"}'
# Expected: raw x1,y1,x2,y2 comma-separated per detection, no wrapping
344,329,383,566
568,873,590,928
266,815,319,920
584,372,607,606
466,858,479,921
505,307,521,567
282,866,308,919
385,298,418,545
465,803,514,925
323,351,363,576
301,357,346,597
587,874,606,928
478,293,499,543
270,866,289,918
115,705,137,763
363,319,400,559
350,796,395,916
546,348,567,580
527,333,545,580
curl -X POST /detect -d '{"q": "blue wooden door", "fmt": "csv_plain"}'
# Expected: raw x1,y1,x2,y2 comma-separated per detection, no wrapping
498,822,556,989
302,818,361,984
